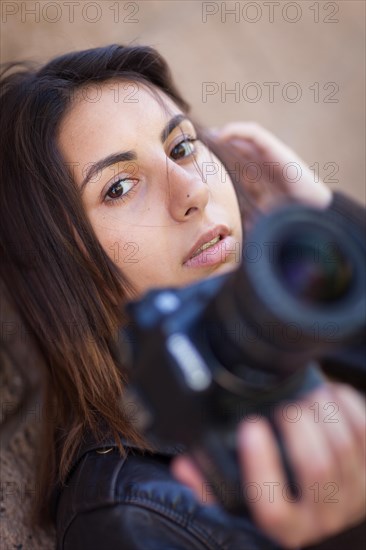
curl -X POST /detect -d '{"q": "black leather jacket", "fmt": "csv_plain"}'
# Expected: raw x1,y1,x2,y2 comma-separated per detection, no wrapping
54,429,366,550
54,193,365,549
54,431,284,549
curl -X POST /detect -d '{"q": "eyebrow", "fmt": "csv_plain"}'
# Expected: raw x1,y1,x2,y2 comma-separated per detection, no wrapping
160,113,187,142
80,113,189,192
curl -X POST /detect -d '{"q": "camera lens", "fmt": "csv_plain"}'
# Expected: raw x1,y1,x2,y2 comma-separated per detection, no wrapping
278,233,353,304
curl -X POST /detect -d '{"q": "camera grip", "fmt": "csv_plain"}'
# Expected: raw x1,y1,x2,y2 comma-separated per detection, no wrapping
190,365,325,516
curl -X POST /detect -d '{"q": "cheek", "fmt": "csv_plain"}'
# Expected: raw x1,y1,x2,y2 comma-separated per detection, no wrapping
201,153,239,207
91,215,174,283
97,227,144,269
87,211,140,267
210,169,242,214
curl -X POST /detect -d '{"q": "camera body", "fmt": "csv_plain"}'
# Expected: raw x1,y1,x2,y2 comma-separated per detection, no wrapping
122,203,366,512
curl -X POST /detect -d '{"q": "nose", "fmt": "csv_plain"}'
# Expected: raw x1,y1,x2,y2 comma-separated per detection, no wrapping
164,160,210,221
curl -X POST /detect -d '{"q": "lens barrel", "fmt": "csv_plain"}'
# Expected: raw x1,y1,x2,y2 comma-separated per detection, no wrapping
206,204,366,377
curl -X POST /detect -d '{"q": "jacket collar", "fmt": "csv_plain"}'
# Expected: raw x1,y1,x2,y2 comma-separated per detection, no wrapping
50,425,185,522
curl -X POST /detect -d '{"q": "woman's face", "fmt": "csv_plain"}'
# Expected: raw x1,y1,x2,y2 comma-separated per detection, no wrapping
58,81,243,299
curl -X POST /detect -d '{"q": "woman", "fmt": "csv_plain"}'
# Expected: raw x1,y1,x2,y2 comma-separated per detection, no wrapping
0,44,364,549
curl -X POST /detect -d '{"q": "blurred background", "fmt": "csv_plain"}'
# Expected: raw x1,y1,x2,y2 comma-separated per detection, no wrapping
1,0,365,202
0,2,365,548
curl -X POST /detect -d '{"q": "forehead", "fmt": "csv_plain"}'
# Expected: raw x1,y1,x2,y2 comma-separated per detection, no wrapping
60,80,180,139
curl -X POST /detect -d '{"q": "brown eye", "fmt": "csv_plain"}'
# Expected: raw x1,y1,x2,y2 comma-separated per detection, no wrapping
105,178,135,203
107,181,124,199
170,138,197,160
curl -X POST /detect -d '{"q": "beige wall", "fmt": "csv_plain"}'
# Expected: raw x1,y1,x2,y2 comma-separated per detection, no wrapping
1,0,365,202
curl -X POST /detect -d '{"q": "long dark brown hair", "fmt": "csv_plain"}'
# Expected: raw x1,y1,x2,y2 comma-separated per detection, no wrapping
0,44,194,525
0,44,256,527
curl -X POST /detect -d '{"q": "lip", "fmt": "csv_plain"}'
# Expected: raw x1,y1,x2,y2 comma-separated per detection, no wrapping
183,225,231,266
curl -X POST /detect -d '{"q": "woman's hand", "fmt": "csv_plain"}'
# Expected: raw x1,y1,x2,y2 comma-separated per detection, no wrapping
209,122,332,212
171,382,366,548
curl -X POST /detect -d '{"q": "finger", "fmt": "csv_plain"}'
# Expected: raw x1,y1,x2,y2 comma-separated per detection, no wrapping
237,418,311,548
171,456,217,505
276,384,366,539
328,383,366,450
209,123,276,164
213,122,295,163
324,384,366,523
222,138,264,162
277,392,343,529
